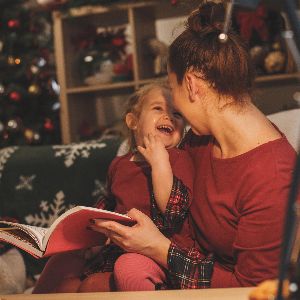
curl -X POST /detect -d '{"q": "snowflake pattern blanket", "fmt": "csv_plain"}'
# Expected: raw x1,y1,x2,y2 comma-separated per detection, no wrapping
0,136,121,274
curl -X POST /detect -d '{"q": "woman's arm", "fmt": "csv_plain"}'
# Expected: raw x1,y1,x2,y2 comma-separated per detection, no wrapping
89,209,215,288
89,208,171,267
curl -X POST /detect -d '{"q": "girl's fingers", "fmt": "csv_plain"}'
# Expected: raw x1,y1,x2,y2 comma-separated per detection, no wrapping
143,135,150,147
148,133,155,144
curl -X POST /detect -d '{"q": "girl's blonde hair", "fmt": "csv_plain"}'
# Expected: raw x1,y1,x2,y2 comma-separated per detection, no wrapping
124,80,172,151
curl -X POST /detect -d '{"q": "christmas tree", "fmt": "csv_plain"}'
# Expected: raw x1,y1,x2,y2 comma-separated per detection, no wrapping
0,0,61,147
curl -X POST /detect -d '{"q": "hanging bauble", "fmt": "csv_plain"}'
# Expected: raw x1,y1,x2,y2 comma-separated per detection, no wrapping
7,19,20,29
30,65,39,74
7,118,21,132
28,84,41,95
37,57,47,68
24,128,34,143
14,57,21,65
7,56,15,66
52,101,60,111
33,132,41,144
9,91,22,102
7,56,21,66
49,79,60,95
112,37,125,47
43,118,54,131
171,0,178,5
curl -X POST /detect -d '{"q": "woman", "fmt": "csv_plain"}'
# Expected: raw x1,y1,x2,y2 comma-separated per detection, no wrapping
89,1,296,289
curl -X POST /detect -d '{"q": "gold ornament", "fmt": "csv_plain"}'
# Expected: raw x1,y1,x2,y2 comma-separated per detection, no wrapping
24,129,34,142
7,56,15,65
28,84,40,95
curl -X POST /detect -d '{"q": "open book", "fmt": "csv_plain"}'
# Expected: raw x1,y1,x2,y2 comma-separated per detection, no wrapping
0,206,135,258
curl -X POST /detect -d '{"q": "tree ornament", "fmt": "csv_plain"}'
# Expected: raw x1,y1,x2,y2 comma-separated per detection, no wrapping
7,118,21,132
52,101,60,111
171,0,178,5
7,19,20,29
49,79,60,95
7,56,15,66
24,128,34,143
9,91,22,102
30,65,40,74
37,57,47,68
28,84,41,95
44,118,54,131
32,131,41,144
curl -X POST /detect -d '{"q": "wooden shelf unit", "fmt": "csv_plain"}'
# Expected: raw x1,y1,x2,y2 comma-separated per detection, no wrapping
53,1,300,144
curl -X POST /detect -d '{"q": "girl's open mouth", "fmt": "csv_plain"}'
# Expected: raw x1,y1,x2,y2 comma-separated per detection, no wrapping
157,125,174,135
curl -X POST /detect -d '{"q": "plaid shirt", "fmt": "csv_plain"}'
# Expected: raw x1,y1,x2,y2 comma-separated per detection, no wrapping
167,242,214,289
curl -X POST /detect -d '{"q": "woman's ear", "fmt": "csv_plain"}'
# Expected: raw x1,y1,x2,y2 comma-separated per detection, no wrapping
185,71,200,102
125,112,138,130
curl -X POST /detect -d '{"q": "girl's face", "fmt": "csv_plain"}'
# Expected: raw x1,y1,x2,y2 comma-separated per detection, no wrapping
134,88,185,149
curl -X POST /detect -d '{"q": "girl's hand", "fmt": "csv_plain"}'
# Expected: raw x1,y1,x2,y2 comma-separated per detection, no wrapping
138,134,169,168
89,208,171,267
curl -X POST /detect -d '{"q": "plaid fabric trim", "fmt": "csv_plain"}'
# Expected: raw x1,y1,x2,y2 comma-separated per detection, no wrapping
151,176,191,234
93,194,116,211
82,244,124,278
167,242,214,289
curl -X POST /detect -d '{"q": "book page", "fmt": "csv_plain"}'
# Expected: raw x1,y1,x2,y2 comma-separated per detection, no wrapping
0,221,48,249
0,229,44,258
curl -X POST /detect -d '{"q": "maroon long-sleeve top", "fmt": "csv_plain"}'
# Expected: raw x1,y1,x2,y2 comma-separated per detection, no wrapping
167,130,297,288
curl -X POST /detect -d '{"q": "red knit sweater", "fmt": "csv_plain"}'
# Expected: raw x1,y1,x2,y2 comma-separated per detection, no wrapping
184,131,296,287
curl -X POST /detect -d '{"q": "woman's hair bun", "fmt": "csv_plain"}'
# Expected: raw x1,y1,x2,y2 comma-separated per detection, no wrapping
188,1,226,33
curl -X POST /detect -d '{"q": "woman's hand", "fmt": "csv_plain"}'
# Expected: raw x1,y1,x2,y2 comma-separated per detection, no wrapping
89,208,171,268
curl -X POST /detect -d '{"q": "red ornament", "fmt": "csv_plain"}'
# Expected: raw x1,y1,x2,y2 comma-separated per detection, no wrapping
235,4,269,42
9,91,21,102
171,0,178,5
113,62,128,75
112,37,125,47
44,118,54,131
7,19,20,29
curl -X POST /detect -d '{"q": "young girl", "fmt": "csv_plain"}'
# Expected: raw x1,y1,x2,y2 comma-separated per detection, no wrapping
33,81,195,293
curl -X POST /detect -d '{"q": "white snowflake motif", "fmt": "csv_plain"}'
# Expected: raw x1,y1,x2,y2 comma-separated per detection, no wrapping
92,179,107,199
15,175,36,191
25,191,74,227
0,146,18,180
39,200,49,212
52,139,107,167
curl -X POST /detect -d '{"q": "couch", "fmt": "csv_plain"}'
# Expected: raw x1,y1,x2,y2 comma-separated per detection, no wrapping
0,135,122,281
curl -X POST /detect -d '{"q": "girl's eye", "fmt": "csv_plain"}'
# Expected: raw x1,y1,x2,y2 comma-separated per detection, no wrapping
153,106,162,111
